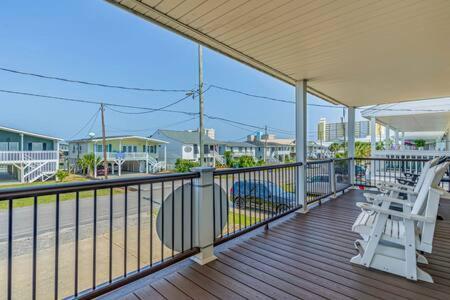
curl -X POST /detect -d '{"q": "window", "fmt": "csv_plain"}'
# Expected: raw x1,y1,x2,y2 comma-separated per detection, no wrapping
72,145,76,153
193,144,199,154
143,145,146,152
108,144,112,152
43,143,47,151
133,146,137,152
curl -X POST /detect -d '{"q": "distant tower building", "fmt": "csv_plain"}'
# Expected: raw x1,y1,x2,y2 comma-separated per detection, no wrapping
317,118,370,142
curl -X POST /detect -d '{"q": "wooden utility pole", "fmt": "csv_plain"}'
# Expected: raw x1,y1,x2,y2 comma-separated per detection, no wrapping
100,103,108,179
263,125,268,162
198,44,205,166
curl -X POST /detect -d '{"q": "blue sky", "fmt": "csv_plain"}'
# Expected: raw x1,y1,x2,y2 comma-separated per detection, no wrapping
0,0,361,141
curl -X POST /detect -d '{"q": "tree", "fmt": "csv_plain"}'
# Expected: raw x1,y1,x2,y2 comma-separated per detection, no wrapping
175,159,200,173
77,153,102,177
329,142,342,154
223,151,234,167
414,139,426,148
56,170,69,182
236,155,257,168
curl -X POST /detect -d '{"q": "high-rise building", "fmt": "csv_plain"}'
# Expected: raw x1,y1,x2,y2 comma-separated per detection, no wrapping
317,118,370,142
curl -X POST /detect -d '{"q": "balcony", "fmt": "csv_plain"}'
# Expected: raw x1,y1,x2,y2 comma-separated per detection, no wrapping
0,158,449,299
0,151,59,163
111,189,450,300
92,152,156,161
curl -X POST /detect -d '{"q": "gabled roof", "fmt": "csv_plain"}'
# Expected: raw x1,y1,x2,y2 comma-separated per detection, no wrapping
0,125,62,141
218,141,256,148
69,135,167,144
155,129,216,144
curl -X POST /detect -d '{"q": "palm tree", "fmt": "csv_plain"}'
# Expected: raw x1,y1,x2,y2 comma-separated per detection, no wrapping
77,153,102,177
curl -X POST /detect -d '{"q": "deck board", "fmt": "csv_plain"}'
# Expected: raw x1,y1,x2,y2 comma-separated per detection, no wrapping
109,190,450,300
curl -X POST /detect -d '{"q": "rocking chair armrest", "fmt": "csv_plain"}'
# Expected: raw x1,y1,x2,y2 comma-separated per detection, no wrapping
380,186,417,195
356,202,431,223
376,181,413,190
396,178,416,186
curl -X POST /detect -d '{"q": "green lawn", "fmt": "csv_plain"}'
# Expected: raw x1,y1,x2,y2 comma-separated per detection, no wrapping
0,175,124,209
229,211,261,226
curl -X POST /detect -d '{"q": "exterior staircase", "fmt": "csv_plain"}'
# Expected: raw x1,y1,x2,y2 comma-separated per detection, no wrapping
147,156,166,173
24,161,57,183
212,151,226,165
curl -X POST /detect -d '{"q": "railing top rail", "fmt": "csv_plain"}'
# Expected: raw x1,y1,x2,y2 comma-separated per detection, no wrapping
307,159,334,164
213,161,302,175
0,172,200,200
354,157,431,162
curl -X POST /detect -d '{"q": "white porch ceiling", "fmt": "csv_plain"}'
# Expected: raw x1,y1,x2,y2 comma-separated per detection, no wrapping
107,0,450,107
361,98,450,132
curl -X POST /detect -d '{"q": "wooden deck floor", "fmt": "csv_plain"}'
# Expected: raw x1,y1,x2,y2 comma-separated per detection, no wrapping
109,190,450,300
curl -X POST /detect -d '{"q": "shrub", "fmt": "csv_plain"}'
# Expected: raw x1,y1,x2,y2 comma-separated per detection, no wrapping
56,169,69,182
175,159,200,173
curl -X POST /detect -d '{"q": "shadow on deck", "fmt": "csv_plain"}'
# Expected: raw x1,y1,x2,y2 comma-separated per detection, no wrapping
105,190,450,300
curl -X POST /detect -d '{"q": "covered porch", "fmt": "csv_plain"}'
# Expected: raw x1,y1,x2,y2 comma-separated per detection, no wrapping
106,189,450,300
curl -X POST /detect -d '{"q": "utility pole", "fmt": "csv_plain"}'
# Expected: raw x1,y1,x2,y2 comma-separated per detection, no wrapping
263,125,268,162
198,44,205,166
100,103,108,179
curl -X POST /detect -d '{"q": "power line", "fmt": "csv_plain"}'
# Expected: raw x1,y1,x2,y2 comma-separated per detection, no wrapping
0,66,191,92
208,84,345,108
109,116,197,133
0,88,197,116
69,108,100,139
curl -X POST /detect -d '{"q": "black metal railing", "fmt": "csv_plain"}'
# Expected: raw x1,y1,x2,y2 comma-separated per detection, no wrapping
212,162,302,245
353,157,450,191
0,173,199,300
306,158,352,204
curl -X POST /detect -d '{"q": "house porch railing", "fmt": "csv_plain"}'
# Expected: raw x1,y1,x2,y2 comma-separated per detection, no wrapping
0,151,58,163
1,157,448,299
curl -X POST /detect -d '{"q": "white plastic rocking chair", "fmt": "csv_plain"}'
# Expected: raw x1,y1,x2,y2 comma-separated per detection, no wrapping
351,162,450,282
363,157,440,205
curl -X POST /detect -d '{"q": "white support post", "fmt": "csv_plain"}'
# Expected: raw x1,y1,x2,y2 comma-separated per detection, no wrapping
370,117,376,180
394,129,399,149
295,80,308,213
385,126,390,150
400,131,405,150
146,145,149,174
191,167,217,265
347,107,356,185
164,144,167,170
56,141,60,171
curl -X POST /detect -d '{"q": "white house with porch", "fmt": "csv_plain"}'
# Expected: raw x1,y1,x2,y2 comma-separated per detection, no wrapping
0,125,61,183
68,135,167,176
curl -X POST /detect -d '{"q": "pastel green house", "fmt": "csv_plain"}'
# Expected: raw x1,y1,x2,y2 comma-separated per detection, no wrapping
68,135,167,176
0,125,62,183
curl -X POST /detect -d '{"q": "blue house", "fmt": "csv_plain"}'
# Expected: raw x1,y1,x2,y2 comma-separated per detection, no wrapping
0,125,62,183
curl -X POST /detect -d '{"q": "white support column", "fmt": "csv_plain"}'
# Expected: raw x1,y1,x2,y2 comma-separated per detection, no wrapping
370,117,376,179
295,80,308,213
146,140,149,174
164,144,167,170
56,141,60,171
400,131,405,150
394,129,399,149
347,107,356,184
385,125,390,150
191,167,217,265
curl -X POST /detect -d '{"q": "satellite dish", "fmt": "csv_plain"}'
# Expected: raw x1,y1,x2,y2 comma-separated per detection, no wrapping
156,182,228,252
88,132,96,138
